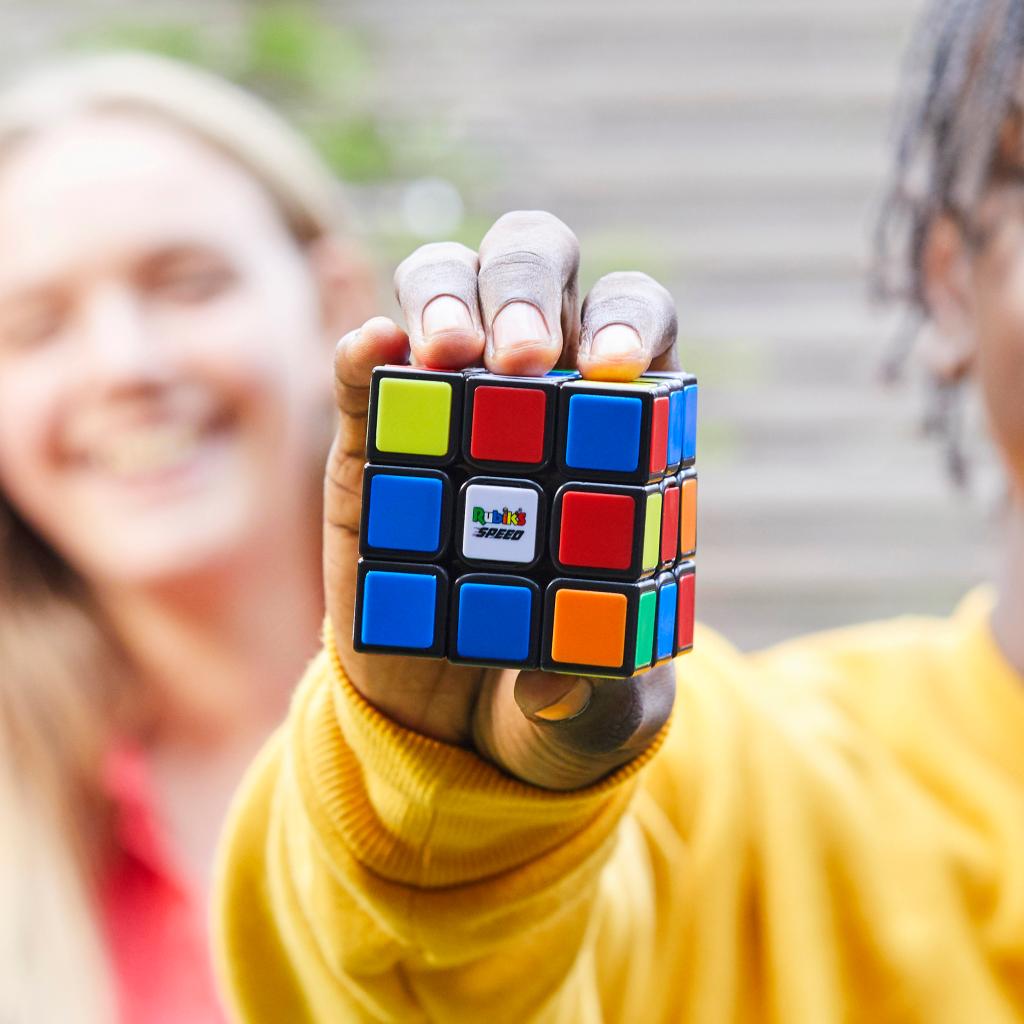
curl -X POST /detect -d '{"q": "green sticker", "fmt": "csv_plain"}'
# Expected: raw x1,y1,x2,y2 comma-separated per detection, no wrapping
635,590,657,668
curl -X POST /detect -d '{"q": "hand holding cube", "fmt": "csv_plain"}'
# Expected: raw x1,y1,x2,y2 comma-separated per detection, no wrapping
323,211,689,790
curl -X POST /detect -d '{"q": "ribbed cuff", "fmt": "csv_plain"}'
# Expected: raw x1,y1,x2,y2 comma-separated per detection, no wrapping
287,618,670,889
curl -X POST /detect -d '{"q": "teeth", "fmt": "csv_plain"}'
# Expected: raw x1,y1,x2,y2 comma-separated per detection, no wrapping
91,424,203,477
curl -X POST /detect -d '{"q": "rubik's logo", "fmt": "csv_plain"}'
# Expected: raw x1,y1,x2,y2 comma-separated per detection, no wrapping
472,506,527,526
471,505,527,540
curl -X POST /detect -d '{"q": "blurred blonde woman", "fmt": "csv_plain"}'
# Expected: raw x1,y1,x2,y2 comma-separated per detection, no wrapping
0,52,372,1023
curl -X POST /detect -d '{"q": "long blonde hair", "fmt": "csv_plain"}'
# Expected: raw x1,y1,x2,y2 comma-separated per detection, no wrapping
0,51,346,1023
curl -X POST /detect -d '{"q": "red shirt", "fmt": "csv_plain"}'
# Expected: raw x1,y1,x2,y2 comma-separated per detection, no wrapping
99,747,226,1024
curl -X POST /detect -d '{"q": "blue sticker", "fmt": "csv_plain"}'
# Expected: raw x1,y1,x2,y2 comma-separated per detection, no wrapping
361,571,437,649
667,389,684,466
456,582,532,661
683,385,698,462
565,394,642,472
367,474,443,553
657,581,678,660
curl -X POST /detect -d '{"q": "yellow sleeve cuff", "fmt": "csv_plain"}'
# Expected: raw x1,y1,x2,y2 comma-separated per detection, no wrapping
287,618,671,890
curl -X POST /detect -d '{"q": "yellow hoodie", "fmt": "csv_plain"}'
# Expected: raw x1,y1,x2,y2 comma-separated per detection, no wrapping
213,589,1024,1022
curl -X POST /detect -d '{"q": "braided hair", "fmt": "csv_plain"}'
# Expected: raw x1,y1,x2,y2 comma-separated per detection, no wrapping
876,0,1024,483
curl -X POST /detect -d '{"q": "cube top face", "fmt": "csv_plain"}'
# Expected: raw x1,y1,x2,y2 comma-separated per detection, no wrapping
366,367,462,466
449,573,541,668
359,466,451,561
457,477,544,569
464,375,556,472
353,561,447,657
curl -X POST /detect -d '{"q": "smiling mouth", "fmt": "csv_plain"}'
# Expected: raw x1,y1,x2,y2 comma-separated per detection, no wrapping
79,412,233,481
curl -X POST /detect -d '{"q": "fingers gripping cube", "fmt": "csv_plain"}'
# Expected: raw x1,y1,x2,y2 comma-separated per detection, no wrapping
355,364,699,675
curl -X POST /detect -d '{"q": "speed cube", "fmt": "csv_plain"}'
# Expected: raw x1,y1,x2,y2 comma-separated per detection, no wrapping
354,360,700,677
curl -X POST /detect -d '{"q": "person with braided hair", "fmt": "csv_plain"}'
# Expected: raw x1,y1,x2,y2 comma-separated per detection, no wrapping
211,2,1024,1021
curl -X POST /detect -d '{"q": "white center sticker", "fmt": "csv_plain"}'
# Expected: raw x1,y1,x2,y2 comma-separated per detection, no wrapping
461,482,540,564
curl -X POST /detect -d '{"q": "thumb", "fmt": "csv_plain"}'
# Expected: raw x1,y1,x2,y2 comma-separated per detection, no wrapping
472,663,676,791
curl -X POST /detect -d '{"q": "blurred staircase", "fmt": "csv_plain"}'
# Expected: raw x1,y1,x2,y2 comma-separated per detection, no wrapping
4,0,997,648
340,0,996,647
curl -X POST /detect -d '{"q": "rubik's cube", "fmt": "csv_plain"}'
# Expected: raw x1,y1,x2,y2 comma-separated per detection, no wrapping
353,365,698,677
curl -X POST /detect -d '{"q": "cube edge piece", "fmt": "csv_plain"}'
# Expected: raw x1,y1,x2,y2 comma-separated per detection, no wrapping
462,372,559,474
358,463,452,562
447,572,542,669
549,479,660,581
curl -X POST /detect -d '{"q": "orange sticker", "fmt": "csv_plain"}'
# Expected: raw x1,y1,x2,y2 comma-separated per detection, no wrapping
550,589,627,668
680,477,697,556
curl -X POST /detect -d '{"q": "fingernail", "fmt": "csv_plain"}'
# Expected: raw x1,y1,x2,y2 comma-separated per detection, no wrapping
492,302,550,352
590,323,642,360
532,679,592,722
422,295,474,340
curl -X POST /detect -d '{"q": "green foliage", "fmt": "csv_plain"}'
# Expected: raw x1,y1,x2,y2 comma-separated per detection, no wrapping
66,3,394,182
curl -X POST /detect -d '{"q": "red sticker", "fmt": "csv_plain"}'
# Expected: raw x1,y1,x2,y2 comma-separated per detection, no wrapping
470,386,547,464
559,491,636,570
649,396,669,474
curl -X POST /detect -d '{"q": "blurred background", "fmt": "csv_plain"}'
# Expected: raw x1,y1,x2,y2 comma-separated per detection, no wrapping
2,0,999,649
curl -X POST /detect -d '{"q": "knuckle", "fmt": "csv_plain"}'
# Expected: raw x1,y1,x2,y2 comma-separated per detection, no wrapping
476,247,566,319
394,244,479,306
478,246,556,282
583,272,678,345
484,211,579,263
592,270,672,306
